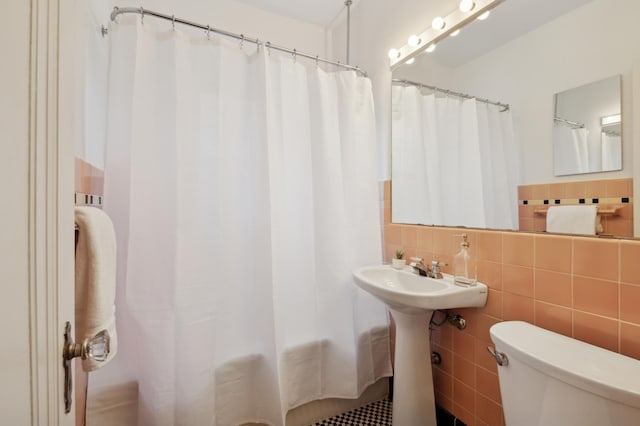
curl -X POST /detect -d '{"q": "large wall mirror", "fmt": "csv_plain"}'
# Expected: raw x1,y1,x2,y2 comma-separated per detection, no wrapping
391,0,638,237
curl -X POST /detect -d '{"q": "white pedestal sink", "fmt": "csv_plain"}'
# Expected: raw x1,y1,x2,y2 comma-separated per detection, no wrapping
353,265,488,426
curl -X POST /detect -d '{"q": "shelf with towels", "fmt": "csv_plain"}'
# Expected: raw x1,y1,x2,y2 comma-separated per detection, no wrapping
534,205,623,217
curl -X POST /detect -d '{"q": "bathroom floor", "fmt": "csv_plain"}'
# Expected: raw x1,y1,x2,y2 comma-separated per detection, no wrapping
311,398,392,425
311,399,464,426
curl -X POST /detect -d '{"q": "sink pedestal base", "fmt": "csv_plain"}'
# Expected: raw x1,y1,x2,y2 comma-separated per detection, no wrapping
390,308,437,426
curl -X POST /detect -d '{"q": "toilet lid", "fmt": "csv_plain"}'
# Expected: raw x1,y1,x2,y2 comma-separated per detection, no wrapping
490,321,640,410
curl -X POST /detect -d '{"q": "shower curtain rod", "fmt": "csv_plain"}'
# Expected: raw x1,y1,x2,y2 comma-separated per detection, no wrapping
109,7,367,76
553,116,585,128
392,78,510,112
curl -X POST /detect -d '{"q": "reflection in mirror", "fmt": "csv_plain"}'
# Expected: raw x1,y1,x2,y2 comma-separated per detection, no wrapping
391,80,518,230
602,116,622,170
390,0,637,238
553,75,622,176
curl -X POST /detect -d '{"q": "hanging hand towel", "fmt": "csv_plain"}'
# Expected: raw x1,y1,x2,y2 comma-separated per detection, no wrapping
75,206,118,371
546,205,597,235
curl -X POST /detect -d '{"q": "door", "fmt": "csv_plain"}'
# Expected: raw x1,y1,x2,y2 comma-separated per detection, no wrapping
1,0,76,424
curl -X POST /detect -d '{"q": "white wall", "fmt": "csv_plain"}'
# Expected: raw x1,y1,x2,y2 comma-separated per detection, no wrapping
78,0,115,168
334,0,640,185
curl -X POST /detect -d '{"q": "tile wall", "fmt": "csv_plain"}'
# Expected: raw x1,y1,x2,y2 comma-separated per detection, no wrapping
381,180,640,426
75,157,104,199
518,178,633,237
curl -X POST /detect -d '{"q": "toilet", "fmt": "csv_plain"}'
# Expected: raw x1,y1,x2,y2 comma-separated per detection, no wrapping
489,321,640,426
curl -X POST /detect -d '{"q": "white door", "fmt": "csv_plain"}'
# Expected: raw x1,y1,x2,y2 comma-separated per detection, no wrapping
1,0,76,424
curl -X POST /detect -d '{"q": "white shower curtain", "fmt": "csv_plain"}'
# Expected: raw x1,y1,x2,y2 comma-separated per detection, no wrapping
553,125,590,175
391,85,518,230
103,18,391,426
601,131,621,170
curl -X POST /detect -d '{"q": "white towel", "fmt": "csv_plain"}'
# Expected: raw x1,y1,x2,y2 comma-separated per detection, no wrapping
75,206,118,371
546,205,597,235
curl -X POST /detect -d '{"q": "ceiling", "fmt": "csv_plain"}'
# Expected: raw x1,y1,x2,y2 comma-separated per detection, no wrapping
233,0,351,27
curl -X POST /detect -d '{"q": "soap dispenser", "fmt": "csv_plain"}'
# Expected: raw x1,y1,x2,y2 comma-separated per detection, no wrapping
453,234,477,287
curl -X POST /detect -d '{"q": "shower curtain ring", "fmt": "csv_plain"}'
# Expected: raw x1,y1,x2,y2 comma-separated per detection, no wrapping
292,49,297,62
139,7,144,25
266,41,271,55
205,25,210,40
171,15,175,31
315,55,319,68
240,34,244,49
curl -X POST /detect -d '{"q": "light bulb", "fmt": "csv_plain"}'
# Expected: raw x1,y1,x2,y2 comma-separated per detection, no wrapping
459,0,475,12
426,44,436,53
477,11,490,20
407,35,421,47
406,58,415,65
388,48,399,60
450,29,461,37
431,16,446,30
602,114,621,126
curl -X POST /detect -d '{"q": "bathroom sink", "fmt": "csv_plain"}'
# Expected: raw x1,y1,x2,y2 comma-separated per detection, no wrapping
353,264,488,426
353,265,488,314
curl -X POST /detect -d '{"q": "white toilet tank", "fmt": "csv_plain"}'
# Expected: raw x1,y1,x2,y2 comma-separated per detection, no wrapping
490,321,640,426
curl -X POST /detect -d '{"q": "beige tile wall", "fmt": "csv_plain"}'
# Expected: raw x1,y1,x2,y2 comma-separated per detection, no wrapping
382,180,640,426
75,157,104,196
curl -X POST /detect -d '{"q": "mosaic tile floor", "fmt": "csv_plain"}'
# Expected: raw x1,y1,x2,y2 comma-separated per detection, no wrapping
310,399,465,426
311,398,392,426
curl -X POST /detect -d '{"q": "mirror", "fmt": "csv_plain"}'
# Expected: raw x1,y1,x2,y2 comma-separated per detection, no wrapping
391,0,636,237
553,75,622,176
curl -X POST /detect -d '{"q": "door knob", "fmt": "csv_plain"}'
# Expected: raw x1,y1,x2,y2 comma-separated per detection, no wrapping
62,321,111,413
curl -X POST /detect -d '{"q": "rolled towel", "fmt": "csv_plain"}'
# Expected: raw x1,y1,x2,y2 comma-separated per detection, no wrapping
75,206,118,371
546,205,597,235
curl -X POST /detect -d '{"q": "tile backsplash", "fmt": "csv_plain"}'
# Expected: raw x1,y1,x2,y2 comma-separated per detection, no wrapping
75,157,104,196
381,180,640,426
75,157,104,207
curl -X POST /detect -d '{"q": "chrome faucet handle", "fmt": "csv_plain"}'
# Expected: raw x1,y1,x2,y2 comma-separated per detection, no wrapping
409,257,428,276
430,260,447,278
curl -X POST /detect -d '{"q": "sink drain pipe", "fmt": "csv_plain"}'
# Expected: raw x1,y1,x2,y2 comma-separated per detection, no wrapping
430,310,467,330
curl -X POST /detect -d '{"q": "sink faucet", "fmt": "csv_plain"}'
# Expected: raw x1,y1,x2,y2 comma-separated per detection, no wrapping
409,257,447,279
409,257,429,277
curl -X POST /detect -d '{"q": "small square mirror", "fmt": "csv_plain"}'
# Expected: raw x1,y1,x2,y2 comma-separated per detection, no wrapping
553,75,621,176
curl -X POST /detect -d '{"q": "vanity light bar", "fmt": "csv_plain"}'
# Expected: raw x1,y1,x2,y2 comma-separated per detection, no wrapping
389,0,506,69
602,114,621,126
